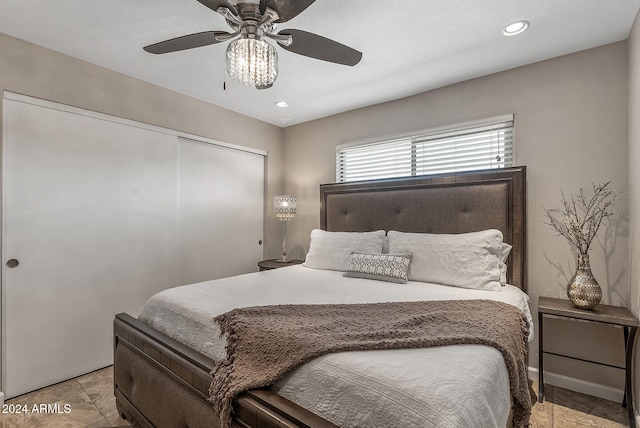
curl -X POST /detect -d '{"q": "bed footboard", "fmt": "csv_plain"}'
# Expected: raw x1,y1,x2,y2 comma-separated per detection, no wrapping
114,313,337,428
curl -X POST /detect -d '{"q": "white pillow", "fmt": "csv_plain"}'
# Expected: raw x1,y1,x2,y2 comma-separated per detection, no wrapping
387,229,504,291
382,236,390,254
303,229,386,271
500,242,512,262
499,242,512,285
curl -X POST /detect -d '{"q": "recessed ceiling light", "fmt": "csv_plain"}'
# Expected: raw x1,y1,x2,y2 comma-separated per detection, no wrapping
275,101,289,108
502,20,529,37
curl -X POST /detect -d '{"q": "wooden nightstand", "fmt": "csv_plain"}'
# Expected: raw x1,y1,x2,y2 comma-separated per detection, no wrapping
538,296,638,428
258,259,304,271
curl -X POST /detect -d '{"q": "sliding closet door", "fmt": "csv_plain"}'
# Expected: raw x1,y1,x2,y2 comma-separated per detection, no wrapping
2,93,265,398
178,137,264,285
2,95,179,398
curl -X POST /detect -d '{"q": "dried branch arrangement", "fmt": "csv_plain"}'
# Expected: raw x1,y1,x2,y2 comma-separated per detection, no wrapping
542,182,621,254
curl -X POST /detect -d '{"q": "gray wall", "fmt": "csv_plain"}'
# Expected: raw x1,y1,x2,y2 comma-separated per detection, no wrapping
283,41,630,395
628,9,640,419
0,32,285,262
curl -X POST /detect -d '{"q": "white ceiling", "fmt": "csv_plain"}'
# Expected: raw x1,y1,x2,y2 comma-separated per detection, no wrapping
1,0,639,127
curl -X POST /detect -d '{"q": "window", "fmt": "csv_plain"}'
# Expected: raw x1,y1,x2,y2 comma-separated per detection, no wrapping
336,115,514,182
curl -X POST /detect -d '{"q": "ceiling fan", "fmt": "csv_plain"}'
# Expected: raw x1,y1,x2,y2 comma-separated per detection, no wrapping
143,0,362,89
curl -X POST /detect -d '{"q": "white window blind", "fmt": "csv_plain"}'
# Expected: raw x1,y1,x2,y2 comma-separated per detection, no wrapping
337,115,514,182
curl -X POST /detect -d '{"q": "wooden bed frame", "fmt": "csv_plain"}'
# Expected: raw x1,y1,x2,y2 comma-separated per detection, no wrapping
113,166,527,427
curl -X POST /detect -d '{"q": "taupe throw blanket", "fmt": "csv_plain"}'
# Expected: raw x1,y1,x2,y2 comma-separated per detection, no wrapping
209,299,531,428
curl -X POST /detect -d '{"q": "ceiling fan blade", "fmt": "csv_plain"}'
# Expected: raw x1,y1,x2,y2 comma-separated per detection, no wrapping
143,31,232,54
196,0,236,14
278,29,362,66
262,0,316,22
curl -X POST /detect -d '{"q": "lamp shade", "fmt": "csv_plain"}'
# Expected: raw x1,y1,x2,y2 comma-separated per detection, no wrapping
274,195,296,221
226,37,278,87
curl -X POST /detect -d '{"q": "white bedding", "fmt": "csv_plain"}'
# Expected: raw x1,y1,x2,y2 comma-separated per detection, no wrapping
139,265,533,428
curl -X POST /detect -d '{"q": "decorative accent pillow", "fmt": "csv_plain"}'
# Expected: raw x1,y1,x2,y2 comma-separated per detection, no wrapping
303,229,386,272
387,229,504,291
343,252,412,284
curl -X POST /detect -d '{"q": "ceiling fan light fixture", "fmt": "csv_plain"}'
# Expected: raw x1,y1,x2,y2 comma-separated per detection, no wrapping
226,37,278,87
502,20,530,37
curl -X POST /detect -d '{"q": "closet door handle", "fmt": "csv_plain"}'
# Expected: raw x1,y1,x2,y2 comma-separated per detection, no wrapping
6,259,19,268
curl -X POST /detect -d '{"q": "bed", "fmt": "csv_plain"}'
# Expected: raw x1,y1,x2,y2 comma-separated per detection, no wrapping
113,166,529,428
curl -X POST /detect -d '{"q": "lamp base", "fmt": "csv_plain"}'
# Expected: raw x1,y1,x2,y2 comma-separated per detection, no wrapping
280,221,288,264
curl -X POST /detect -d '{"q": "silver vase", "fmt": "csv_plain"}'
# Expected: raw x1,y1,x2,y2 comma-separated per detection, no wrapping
566,253,602,310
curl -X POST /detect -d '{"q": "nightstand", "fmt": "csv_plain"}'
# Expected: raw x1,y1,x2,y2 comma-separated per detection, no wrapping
258,259,304,271
538,296,638,428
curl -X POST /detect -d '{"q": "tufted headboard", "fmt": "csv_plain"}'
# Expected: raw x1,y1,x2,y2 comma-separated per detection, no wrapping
319,166,527,292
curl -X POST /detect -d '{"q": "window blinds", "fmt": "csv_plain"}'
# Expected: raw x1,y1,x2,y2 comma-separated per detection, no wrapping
336,115,514,182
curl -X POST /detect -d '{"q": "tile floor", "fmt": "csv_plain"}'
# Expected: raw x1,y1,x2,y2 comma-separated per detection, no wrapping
530,381,630,427
0,367,632,427
0,366,129,428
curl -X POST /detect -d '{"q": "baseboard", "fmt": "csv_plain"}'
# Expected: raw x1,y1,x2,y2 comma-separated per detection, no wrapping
528,367,624,403
0,391,4,406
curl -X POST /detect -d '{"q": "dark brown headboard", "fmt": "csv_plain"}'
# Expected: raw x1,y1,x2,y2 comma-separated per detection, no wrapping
320,166,527,292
